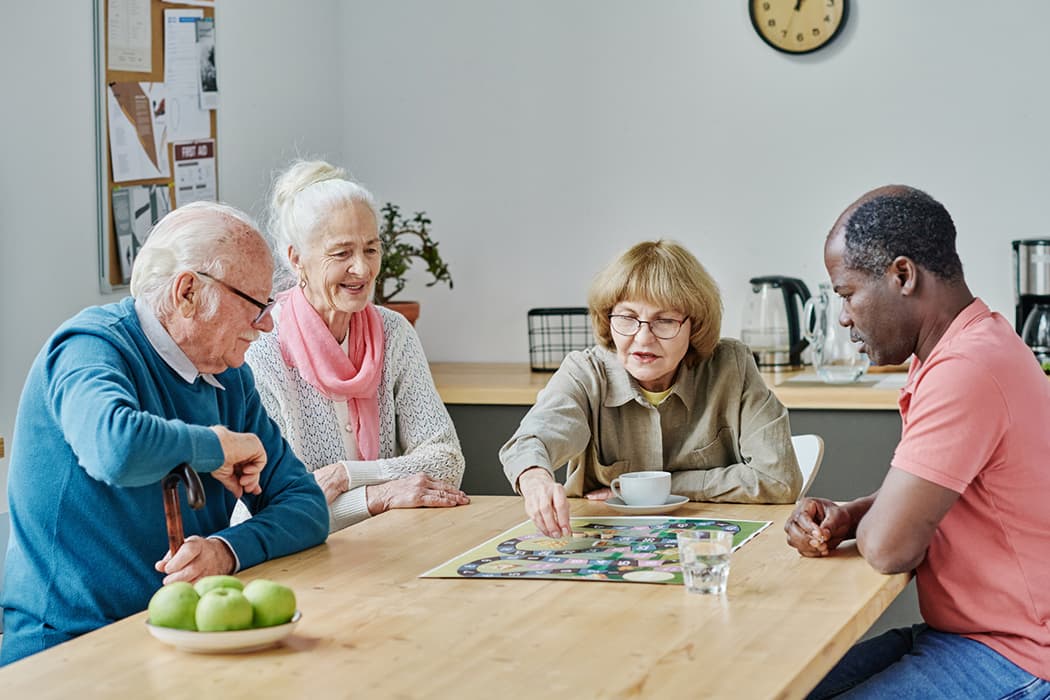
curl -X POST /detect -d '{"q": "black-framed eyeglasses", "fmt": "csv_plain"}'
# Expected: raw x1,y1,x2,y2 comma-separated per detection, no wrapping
609,314,687,340
195,271,275,324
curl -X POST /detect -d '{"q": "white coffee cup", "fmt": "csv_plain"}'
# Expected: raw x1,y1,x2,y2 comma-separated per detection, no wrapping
609,471,672,506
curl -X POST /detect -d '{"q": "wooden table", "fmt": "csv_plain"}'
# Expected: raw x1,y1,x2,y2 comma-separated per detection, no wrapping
0,497,908,699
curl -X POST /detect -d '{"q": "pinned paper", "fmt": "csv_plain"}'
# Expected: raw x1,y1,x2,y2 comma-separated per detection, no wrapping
107,0,152,72
108,82,170,182
164,9,210,140
196,18,218,109
113,185,171,282
173,139,216,207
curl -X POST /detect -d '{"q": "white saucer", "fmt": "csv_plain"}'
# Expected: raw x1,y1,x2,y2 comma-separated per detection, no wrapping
603,494,689,515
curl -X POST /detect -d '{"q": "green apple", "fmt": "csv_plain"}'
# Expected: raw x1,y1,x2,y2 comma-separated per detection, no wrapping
193,574,244,597
148,581,199,631
243,579,297,628
195,588,254,631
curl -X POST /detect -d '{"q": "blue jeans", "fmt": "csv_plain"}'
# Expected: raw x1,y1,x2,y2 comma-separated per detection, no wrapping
808,624,1050,700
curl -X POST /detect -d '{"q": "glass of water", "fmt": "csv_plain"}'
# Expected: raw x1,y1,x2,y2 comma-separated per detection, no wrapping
677,529,734,595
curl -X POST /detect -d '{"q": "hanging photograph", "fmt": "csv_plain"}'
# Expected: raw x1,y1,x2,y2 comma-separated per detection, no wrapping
196,17,218,110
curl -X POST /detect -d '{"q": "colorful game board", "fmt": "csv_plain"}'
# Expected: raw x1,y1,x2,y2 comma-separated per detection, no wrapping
421,516,772,585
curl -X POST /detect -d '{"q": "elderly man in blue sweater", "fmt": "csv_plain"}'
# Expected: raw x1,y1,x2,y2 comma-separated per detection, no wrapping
0,202,329,665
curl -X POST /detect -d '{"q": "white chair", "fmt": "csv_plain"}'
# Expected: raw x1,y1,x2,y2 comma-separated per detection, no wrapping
791,434,825,501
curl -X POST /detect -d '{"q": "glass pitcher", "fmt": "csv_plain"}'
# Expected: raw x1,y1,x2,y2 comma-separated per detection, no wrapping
803,283,870,384
1021,303,1050,373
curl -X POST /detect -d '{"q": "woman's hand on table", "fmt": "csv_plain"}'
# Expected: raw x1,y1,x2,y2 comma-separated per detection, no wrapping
584,487,613,501
365,473,470,515
314,462,350,504
785,497,853,557
517,467,572,538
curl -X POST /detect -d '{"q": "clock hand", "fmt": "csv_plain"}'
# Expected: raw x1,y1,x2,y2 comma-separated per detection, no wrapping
782,9,797,39
794,0,804,9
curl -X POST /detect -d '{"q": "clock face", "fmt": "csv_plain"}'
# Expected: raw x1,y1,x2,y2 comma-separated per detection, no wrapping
750,0,848,54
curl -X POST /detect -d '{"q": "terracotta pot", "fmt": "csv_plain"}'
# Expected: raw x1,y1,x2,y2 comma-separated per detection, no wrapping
383,301,420,325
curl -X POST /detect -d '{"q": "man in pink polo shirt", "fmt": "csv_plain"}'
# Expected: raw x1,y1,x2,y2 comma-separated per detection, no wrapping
785,185,1050,698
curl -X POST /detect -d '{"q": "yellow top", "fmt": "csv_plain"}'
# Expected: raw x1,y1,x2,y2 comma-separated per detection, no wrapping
638,386,673,405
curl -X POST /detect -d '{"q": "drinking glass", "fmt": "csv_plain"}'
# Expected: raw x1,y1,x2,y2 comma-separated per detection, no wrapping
676,529,734,595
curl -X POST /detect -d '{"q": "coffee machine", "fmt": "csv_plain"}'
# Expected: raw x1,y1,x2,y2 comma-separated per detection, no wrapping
1012,239,1050,332
1014,239,1050,370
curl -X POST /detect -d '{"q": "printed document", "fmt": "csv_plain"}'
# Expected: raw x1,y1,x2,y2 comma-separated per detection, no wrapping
164,9,210,140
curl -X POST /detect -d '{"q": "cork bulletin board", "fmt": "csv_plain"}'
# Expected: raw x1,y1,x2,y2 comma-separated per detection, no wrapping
93,0,219,292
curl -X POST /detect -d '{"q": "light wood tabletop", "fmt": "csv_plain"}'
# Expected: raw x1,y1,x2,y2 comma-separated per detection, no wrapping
0,496,908,699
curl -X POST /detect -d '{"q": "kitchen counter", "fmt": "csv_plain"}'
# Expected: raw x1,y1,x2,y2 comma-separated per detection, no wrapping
429,360,906,504
430,362,905,410
429,362,556,406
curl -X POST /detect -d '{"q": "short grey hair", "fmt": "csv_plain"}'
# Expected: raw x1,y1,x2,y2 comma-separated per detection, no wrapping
842,187,964,282
268,159,378,291
130,201,261,318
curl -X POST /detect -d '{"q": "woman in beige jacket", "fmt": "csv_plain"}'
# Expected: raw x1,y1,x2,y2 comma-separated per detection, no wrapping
500,240,802,537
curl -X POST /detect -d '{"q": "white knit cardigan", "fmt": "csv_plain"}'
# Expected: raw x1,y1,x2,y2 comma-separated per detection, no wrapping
244,303,465,532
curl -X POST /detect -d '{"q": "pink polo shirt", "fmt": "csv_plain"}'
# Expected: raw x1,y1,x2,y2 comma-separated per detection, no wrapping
892,298,1050,680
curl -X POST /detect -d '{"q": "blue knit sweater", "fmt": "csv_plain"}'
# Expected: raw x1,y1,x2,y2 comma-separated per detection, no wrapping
0,297,328,664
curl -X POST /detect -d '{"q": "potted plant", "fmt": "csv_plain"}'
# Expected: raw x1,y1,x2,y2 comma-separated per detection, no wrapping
374,202,453,324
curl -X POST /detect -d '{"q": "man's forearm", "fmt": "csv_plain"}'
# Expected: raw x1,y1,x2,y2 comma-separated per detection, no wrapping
842,492,879,539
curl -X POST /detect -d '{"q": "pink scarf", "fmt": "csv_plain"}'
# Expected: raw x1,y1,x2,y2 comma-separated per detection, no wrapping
276,286,385,460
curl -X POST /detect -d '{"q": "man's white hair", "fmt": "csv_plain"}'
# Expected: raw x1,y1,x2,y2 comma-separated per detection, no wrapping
130,201,261,318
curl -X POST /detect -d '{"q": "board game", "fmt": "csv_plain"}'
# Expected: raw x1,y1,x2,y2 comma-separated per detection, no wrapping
421,516,772,584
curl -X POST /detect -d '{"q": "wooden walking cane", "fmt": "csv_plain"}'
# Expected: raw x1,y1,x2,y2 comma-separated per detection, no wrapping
161,463,206,555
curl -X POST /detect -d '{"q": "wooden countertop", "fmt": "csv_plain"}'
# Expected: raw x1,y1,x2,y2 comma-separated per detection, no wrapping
0,497,908,699
431,362,906,410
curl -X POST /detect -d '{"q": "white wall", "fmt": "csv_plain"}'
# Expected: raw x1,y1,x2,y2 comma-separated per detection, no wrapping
0,4,121,512
338,1,1050,361
3,1,1049,505
217,0,344,222
0,1,344,509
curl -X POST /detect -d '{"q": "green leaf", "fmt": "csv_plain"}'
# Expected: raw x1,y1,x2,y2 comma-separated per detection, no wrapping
375,201,453,304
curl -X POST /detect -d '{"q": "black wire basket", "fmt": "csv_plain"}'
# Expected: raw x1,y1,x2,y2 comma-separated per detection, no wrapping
527,307,593,371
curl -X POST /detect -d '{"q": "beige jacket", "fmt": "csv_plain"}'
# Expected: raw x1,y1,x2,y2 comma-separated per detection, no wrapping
500,339,801,503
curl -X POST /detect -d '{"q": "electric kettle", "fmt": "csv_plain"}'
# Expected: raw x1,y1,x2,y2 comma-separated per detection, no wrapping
741,276,812,369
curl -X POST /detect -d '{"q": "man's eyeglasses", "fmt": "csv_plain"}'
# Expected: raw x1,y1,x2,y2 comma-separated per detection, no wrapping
609,314,687,340
195,271,275,324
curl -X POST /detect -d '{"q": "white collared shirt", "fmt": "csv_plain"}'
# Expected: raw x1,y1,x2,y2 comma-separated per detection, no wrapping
135,298,225,390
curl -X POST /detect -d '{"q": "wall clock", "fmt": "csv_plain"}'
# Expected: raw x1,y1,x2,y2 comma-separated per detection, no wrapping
749,0,849,54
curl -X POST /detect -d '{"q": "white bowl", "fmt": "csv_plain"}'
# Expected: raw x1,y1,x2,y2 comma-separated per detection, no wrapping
146,611,301,654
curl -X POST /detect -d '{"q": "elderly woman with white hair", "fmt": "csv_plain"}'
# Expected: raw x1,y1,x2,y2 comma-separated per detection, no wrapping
245,160,468,532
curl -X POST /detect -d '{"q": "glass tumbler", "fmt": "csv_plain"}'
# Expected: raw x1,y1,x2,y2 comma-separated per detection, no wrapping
676,529,734,595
